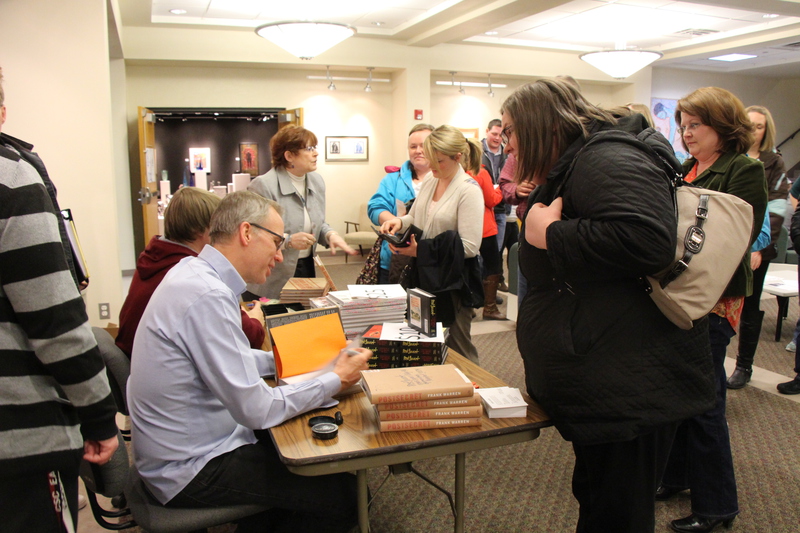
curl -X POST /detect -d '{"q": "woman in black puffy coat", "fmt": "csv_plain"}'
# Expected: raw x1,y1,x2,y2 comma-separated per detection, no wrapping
501,79,715,533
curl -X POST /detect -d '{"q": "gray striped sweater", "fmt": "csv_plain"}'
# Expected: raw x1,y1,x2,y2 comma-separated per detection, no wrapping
0,135,117,478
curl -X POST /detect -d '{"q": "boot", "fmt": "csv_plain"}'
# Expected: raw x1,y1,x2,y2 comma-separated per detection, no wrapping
498,274,509,292
482,275,507,321
727,310,763,390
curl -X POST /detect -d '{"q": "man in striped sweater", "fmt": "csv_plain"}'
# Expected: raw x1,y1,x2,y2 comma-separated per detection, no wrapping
0,66,119,533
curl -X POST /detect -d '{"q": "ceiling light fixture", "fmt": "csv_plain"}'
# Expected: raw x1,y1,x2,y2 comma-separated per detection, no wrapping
485,31,498,36
487,74,494,97
709,53,757,62
169,9,187,15
763,13,779,19
459,82,466,95
580,44,662,79
326,65,336,91
255,21,356,60
365,67,374,92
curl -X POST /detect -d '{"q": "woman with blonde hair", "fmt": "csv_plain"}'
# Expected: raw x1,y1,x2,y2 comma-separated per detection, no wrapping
380,125,484,363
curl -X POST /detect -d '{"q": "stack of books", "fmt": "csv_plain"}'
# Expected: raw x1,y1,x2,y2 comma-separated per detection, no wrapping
309,284,407,339
279,278,331,308
358,322,447,369
360,364,481,432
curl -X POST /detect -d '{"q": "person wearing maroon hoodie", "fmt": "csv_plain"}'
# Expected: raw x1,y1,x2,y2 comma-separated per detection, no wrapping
116,187,265,357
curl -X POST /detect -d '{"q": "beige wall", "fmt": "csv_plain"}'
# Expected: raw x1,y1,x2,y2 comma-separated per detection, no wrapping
0,0,124,327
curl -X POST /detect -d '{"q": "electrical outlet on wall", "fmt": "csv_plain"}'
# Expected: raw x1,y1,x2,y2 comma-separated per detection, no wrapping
99,303,110,320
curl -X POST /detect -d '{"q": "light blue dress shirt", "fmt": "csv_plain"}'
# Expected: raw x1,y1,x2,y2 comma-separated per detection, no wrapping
128,245,341,504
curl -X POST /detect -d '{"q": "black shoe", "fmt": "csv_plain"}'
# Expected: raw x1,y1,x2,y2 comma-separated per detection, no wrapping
670,514,736,533
726,367,752,390
655,485,687,501
777,377,800,395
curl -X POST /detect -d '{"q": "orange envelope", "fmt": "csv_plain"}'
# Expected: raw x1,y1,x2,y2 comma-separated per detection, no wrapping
270,312,346,378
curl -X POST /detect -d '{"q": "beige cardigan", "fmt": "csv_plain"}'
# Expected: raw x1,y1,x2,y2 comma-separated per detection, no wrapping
399,166,484,258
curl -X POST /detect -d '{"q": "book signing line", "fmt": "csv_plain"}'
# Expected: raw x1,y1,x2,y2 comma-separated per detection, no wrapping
8,76,798,533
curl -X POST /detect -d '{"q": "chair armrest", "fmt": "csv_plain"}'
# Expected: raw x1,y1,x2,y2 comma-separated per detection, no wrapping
345,221,360,233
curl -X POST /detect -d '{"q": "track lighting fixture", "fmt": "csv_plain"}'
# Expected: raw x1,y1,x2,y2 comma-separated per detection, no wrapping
326,66,336,91
365,67,374,92
487,74,495,97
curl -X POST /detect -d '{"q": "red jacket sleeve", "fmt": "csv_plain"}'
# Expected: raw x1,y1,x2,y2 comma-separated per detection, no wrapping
240,309,266,349
472,167,502,208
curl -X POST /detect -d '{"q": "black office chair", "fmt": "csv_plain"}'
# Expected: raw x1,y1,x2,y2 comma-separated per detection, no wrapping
81,328,270,532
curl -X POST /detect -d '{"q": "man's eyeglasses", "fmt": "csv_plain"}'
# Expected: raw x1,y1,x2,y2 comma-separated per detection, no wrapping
249,222,285,248
677,123,703,135
501,125,514,145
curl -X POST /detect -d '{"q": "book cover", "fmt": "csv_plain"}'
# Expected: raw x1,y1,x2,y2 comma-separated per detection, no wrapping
377,391,481,411
378,417,481,432
377,404,483,420
407,288,436,337
360,364,474,404
347,284,407,300
267,309,346,379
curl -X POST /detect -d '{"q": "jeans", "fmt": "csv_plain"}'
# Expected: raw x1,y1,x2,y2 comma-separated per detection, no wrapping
168,439,358,533
661,313,739,520
572,422,678,533
517,265,528,310
494,212,507,251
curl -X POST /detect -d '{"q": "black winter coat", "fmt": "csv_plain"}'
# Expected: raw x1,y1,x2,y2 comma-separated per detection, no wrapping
517,116,715,444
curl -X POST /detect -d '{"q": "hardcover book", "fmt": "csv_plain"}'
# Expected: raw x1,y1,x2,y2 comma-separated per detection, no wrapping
378,417,481,432
376,392,481,411
407,288,436,337
360,364,474,404
376,404,483,421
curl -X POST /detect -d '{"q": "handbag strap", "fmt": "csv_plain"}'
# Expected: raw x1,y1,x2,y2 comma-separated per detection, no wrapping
659,193,709,288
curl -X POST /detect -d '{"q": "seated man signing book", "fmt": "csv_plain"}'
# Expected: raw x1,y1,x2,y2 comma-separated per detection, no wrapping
128,192,371,532
116,186,265,357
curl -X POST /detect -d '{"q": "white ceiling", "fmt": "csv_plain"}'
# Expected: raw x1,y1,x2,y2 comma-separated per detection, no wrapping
138,0,800,77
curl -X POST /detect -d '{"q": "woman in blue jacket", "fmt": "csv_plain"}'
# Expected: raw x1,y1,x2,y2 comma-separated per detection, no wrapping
368,123,433,283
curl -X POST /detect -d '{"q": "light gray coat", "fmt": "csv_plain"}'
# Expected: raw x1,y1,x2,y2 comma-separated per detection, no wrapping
246,166,333,298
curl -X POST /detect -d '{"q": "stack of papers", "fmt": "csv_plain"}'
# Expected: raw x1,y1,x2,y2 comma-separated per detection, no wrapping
310,284,407,339
478,387,528,418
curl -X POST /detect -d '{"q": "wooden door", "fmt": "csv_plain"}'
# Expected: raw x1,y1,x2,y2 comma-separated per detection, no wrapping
137,106,159,246
278,108,303,129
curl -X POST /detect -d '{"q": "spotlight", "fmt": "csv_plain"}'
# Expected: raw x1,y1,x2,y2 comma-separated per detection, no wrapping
487,74,495,97
326,65,336,91
365,67,374,92
459,83,465,95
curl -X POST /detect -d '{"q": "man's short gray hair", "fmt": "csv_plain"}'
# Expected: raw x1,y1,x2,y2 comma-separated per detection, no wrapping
209,191,283,244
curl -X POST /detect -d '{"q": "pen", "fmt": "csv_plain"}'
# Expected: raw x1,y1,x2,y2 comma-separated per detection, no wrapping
344,339,361,357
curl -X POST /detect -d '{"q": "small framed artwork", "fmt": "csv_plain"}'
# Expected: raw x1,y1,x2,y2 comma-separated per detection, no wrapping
189,147,211,172
239,143,259,176
457,128,479,140
325,136,369,162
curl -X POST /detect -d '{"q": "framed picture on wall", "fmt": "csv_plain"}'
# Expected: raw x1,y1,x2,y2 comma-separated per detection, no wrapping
189,147,211,173
651,98,688,162
325,136,369,162
457,128,479,140
239,143,259,176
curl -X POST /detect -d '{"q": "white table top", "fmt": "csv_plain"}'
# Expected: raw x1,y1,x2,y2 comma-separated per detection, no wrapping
763,263,799,297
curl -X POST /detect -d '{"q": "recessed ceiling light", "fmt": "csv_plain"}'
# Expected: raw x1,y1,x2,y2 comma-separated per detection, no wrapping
371,21,385,26
709,53,757,62
169,9,187,15
484,31,498,36
763,14,779,19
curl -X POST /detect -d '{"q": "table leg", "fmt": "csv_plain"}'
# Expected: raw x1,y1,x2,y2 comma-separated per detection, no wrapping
454,453,465,533
357,469,369,533
776,296,789,342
